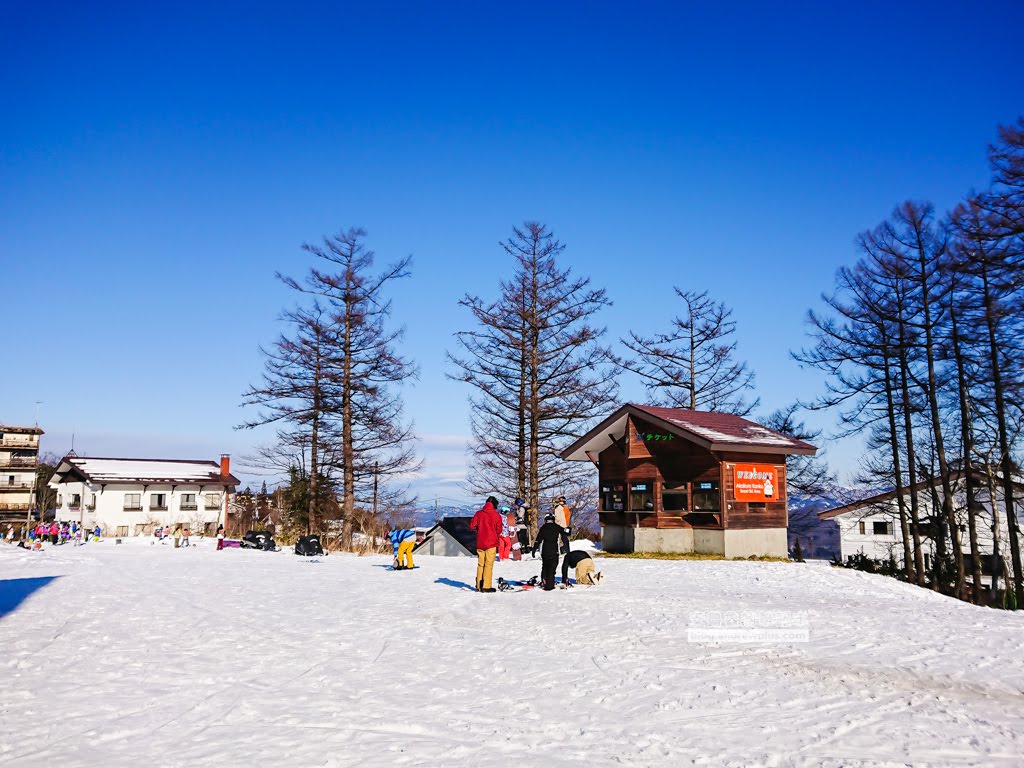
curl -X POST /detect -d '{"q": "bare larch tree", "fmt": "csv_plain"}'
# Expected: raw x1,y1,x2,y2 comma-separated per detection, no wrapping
619,289,758,416
449,222,618,533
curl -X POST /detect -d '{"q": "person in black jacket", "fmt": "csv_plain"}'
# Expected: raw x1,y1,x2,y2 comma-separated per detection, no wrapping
532,514,564,590
562,549,603,586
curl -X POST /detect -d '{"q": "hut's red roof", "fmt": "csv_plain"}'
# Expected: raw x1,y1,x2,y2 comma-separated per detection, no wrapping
560,404,817,461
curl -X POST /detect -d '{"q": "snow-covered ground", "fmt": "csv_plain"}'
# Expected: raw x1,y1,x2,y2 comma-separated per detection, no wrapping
2,539,1024,767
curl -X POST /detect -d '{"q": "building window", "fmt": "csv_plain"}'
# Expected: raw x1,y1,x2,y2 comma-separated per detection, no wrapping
124,493,142,511
116,525,128,537
600,484,624,512
692,480,720,512
70,494,81,508
629,482,654,512
205,493,223,510
150,493,168,511
873,521,891,536
180,493,198,511
7,475,14,486
662,481,689,512
57,494,63,507
858,521,866,535
86,494,96,509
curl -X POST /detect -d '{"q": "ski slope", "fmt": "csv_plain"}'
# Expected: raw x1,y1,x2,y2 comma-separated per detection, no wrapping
2,538,1023,767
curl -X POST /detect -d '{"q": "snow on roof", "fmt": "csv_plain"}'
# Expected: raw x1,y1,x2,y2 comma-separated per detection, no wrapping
560,404,817,461
631,406,816,452
61,457,236,485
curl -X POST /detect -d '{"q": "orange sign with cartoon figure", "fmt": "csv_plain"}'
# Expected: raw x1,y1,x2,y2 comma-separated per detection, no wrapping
733,464,779,502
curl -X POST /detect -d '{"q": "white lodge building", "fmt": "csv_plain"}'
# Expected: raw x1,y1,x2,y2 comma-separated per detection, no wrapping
49,455,239,536
820,470,1023,579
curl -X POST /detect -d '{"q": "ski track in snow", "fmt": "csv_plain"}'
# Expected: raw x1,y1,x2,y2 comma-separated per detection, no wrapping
2,540,1024,767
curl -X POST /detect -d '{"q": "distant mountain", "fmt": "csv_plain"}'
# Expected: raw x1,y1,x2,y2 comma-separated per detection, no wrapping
409,504,476,527
788,489,845,561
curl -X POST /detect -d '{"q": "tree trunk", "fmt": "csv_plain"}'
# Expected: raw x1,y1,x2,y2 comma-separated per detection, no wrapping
897,313,926,585
981,262,1024,606
342,291,355,551
883,346,915,582
950,298,983,601
914,235,965,596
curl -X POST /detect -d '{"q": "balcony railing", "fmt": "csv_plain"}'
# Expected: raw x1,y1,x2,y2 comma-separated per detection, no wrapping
123,505,143,511
0,483,34,491
149,504,168,512
0,503,30,511
0,439,37,448
0,457,36,468
180,504,198,511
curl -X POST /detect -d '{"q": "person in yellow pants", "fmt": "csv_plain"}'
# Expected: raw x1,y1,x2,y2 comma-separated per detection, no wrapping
388,528,417,570
469,496,503,592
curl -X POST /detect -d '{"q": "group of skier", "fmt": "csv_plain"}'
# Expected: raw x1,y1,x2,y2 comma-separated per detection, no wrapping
7,521,100,548
469,494,602,592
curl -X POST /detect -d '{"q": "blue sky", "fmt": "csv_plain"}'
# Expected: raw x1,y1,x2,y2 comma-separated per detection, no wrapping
2,2,1022,503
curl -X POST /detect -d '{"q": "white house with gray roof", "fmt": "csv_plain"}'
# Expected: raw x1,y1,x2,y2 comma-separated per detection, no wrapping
48,454,239,536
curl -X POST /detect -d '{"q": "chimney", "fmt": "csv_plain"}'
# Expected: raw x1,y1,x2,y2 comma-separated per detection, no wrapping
220,454,230,477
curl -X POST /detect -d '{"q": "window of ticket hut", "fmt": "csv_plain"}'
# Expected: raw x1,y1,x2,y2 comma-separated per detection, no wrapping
629,481,654,512
662,480,689,512
692,480,720,512
601,484,624,511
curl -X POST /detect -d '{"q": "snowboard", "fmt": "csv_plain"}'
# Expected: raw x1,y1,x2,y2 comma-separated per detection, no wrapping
497,576,541,592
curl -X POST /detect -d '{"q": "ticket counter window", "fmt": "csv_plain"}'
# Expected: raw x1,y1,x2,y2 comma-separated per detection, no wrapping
663,481,689,512
629,481,654,512
601,484,625,511
692,480,720,512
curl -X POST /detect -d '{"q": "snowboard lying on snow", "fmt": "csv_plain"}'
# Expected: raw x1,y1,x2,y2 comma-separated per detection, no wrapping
497,576,541,592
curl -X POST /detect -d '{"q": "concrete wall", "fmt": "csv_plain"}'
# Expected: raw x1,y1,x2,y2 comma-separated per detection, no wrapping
602,525,789,558
693,528,724,555
632,527,693,554
722,528,788,558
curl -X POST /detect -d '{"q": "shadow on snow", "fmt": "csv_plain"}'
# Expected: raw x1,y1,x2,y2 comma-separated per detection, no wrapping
434,577,477,591
0,576,61,619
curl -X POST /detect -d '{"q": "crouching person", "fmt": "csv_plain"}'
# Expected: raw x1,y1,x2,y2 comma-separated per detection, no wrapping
562,549,603,586
388,528,417,570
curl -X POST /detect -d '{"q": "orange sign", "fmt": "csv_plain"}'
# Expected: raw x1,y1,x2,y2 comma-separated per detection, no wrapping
733,464,779,502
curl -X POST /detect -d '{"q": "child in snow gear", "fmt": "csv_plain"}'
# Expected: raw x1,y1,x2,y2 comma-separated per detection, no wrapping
562,550,602,586
470,496,503,591
533,513,564,590
497,505,513,561
388,528,417,569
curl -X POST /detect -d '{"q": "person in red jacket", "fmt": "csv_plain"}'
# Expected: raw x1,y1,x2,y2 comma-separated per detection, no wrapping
469,496,503,592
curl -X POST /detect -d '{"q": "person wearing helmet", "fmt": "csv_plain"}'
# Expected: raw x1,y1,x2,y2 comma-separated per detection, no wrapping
497,504,513,562
532,513,564,590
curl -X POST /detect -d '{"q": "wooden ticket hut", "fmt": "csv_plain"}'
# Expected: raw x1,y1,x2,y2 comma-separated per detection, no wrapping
560,404,816,557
